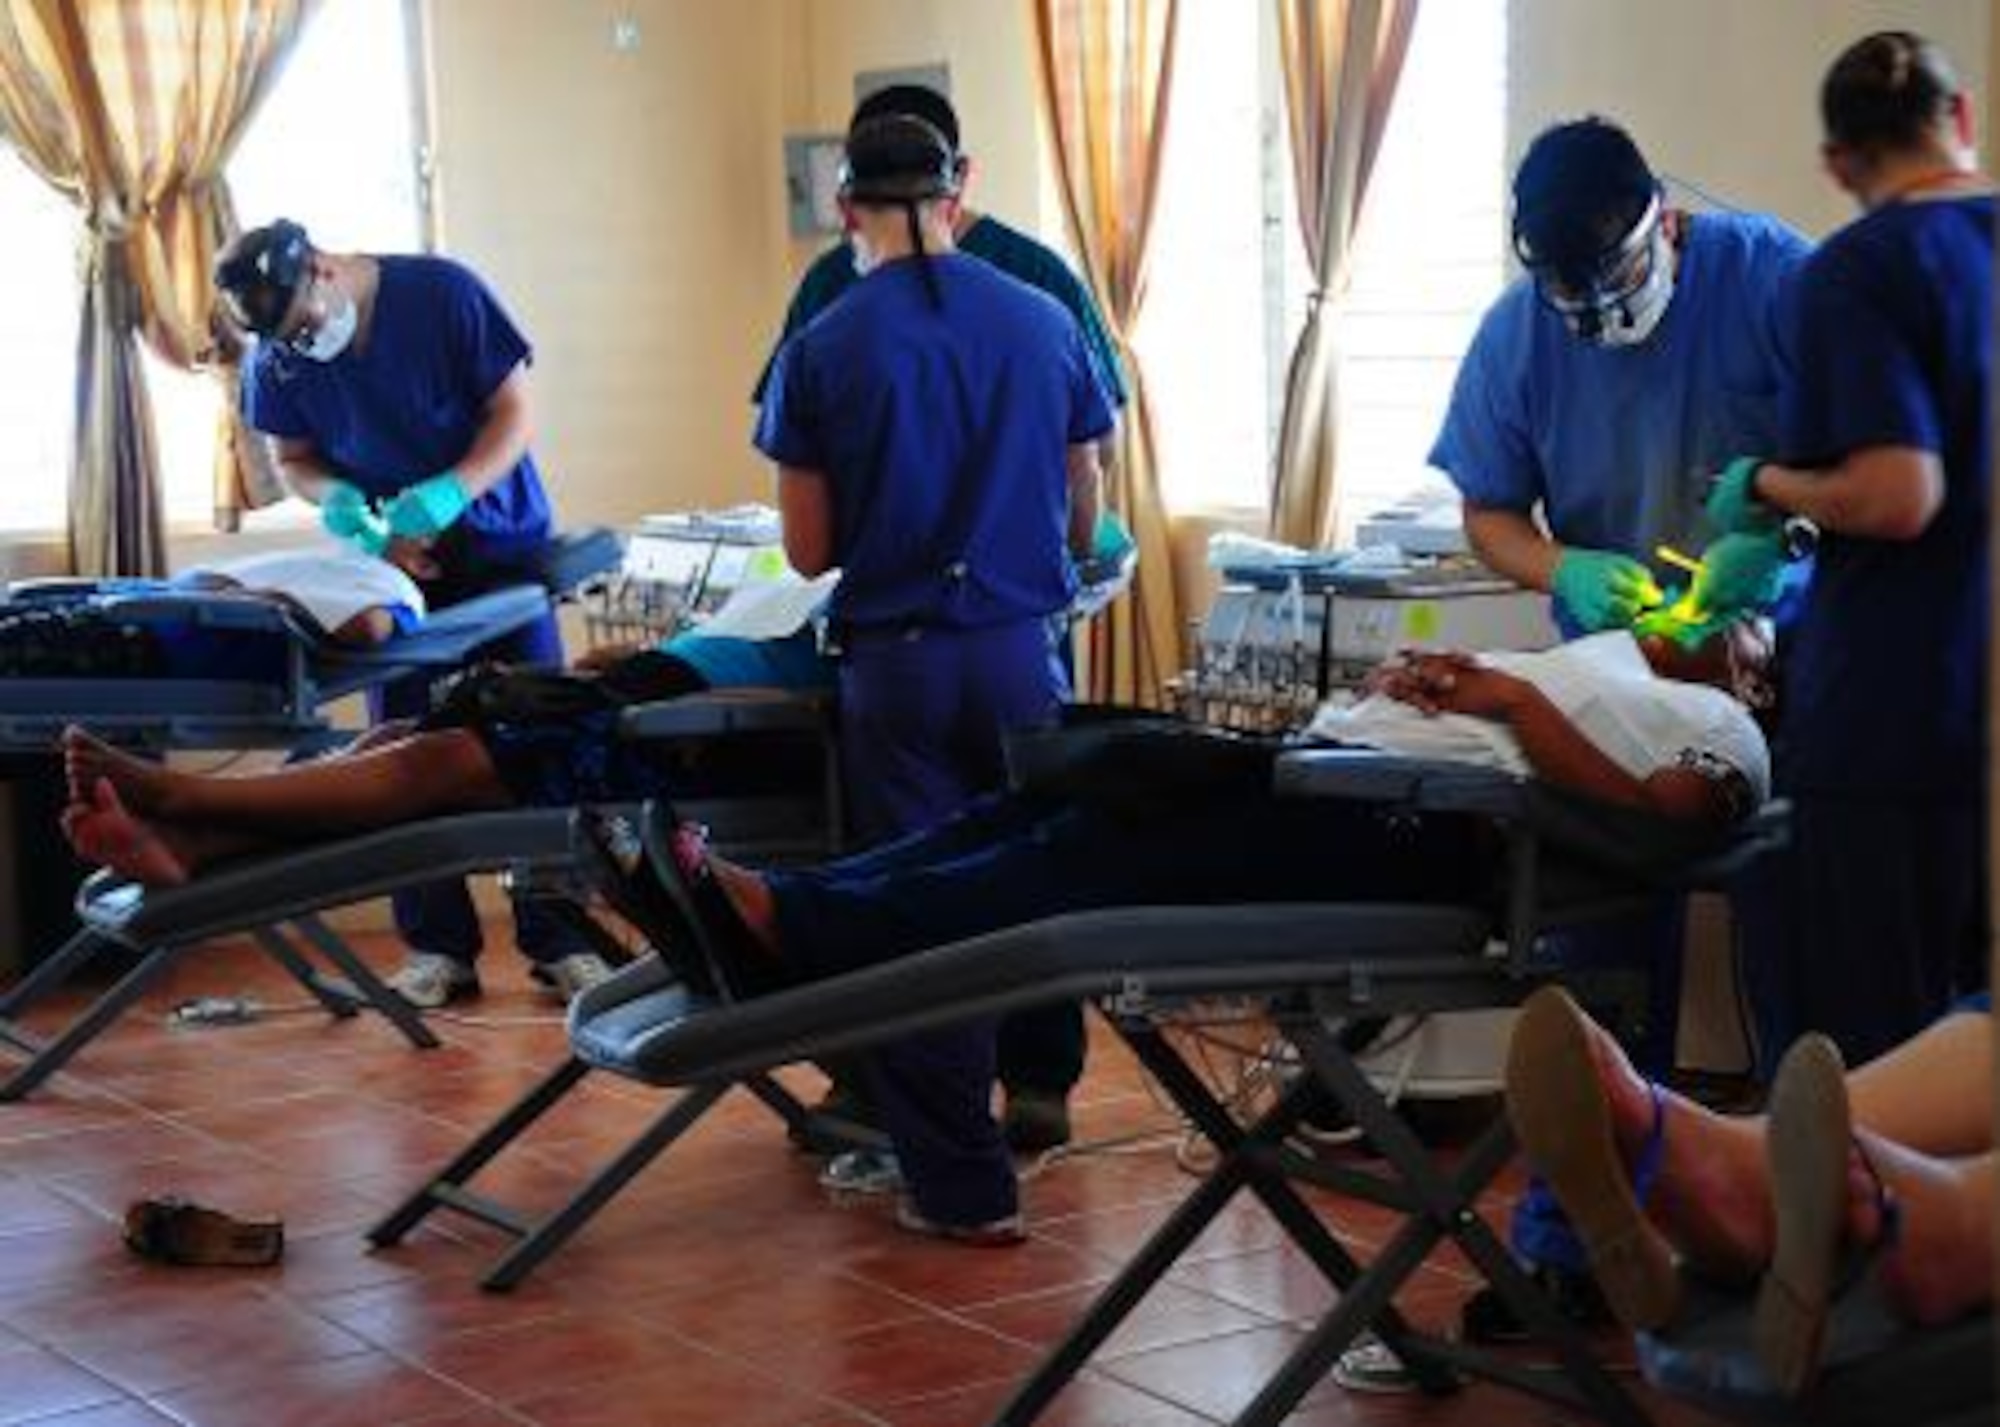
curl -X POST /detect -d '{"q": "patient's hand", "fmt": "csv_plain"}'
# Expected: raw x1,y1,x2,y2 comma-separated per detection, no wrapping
1382,651,1529,722
384,537,441,582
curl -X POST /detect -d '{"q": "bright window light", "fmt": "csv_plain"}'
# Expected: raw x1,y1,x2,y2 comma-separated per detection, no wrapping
1139,0,1506,534
0,158,82,534
151,0,426,533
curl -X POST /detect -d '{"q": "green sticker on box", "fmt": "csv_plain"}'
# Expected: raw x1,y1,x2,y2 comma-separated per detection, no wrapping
747,547,788,581
1403,602,1440,642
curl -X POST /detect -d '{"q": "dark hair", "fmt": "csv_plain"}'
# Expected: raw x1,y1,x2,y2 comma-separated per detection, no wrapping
851,83,960,150
214,219,313,337
1511,117,1657,274
1821,31,1960,153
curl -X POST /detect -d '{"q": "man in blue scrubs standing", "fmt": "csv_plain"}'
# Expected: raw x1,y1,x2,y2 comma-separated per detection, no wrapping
1414,119,1813,1351
757,83,1123,1156
215,219,611,1008
1707,31,1992,1067
756,113,1112,1240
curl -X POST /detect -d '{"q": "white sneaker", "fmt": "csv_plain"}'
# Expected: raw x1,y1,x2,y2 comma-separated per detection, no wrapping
539,951,615,1002
386,952,481,1010
818,1148,906,1197
1329,1333,1417,1395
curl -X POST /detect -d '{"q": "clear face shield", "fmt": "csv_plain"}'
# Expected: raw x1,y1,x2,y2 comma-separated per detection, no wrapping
1519,193,1676,347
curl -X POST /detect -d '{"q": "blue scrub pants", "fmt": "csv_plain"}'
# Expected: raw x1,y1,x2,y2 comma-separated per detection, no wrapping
835,619,1070,1225
1740,792,1984,1074
372,568,582,969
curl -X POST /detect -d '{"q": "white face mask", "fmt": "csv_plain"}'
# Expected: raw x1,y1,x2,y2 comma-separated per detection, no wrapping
1589,225,1676,349
293,284,358,362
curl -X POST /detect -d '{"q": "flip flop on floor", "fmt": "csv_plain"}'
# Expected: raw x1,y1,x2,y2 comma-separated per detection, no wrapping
1505,985,1680,1331
1755,1033,1883,1397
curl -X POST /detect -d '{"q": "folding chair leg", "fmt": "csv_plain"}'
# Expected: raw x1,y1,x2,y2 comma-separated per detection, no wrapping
369,1057,592,1250
252,925,359,1020
479,1079,732,1291
738,1072,813,1137
1295,1026,1656,1427
289,915,440,1050
0,942,183,1101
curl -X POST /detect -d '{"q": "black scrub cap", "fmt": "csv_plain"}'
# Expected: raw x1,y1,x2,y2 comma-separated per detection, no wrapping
839,114,963,206
1511,118,1658,276
851,82,961,150
214,218,312,338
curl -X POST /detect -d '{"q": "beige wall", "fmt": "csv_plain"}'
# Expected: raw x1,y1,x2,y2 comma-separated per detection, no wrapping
1510,0,1990,240
426,0,799,527
775,0,1046,267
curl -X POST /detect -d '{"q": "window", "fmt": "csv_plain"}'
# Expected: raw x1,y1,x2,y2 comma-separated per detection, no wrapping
0,0,427,536
153,0,428,531
1141,0,1507,538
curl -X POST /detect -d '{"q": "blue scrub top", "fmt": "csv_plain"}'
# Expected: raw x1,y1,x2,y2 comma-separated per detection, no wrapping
240,255,554,563
752,214,1128,412
1777,193,1993,796
755,253,1115,632
1432,211,1810,584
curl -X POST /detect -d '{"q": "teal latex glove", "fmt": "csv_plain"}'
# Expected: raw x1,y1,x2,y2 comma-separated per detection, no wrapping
1691,531,1787,616
1552,548,1663,631
383,472,471,539
1705,456,1779,535
1092,509,1135,562
320,479,389,558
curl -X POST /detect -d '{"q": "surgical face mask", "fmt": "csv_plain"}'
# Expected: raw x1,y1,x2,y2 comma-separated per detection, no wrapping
1588,223,1676,348
287,282,357,362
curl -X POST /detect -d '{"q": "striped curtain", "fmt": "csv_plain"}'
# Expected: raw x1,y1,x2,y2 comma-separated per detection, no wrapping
0,0,315,574
1267,0,1418,550
1032,0,1183,707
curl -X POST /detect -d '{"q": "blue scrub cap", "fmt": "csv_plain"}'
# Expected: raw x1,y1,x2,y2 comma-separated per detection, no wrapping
839,115,963,206
214,219,312,338
1511,118,1657,279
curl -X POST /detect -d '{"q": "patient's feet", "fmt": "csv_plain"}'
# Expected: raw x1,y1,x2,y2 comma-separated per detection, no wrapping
1859,1135,1991,1327
61,780,193,887
62,726,175,815
1509,989,1772,1294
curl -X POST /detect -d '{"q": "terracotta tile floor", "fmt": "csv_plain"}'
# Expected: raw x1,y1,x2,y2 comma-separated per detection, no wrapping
0,930,1729,1426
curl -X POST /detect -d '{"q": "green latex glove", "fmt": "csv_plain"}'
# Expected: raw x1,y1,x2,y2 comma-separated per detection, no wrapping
1692,531,1787,616
383,472,471,539
1705,456,1779,535
320,479,389,558
1092,509,1135,563
1552,548,1663,631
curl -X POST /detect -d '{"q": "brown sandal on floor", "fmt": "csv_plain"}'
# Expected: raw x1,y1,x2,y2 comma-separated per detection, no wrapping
123,1196,284,1267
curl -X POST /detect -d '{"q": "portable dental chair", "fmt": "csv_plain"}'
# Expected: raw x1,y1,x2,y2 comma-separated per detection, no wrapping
369,734,1788,1427
0,682,841,1102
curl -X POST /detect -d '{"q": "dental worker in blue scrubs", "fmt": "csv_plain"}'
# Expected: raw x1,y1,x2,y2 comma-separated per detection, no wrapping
1416,118,1814,1350
1707,31,1993,1068
1434,118,1813,635
214,220,610,1009
754,113,1112,1241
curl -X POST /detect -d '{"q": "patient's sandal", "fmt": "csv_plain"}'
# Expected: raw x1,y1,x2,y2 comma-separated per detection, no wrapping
635,801,790,999
577,810,716,997
1754,1034,1898,1398
1505,986,1680,1331
123,1196,284,1267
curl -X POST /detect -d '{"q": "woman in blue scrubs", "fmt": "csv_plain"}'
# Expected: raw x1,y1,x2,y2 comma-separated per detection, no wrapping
753,115,1112,1238
1707,31,1993,1067
214,220,606,1008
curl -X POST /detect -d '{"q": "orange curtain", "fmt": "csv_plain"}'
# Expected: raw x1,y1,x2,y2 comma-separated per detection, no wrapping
1032,0,1182,707
0,0,314,574
1267,0,1418,549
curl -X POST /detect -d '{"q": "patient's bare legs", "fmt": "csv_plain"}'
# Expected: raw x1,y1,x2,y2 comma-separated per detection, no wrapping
59,725,514,884
1520,997,1994,1325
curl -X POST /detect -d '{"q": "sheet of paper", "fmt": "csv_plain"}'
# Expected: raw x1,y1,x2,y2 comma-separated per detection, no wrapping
694,570,841,641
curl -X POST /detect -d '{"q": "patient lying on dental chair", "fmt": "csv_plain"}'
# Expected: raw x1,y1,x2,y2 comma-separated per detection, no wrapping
577,623,1775,1241
56,624,832,889
1504,985,1993,1397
